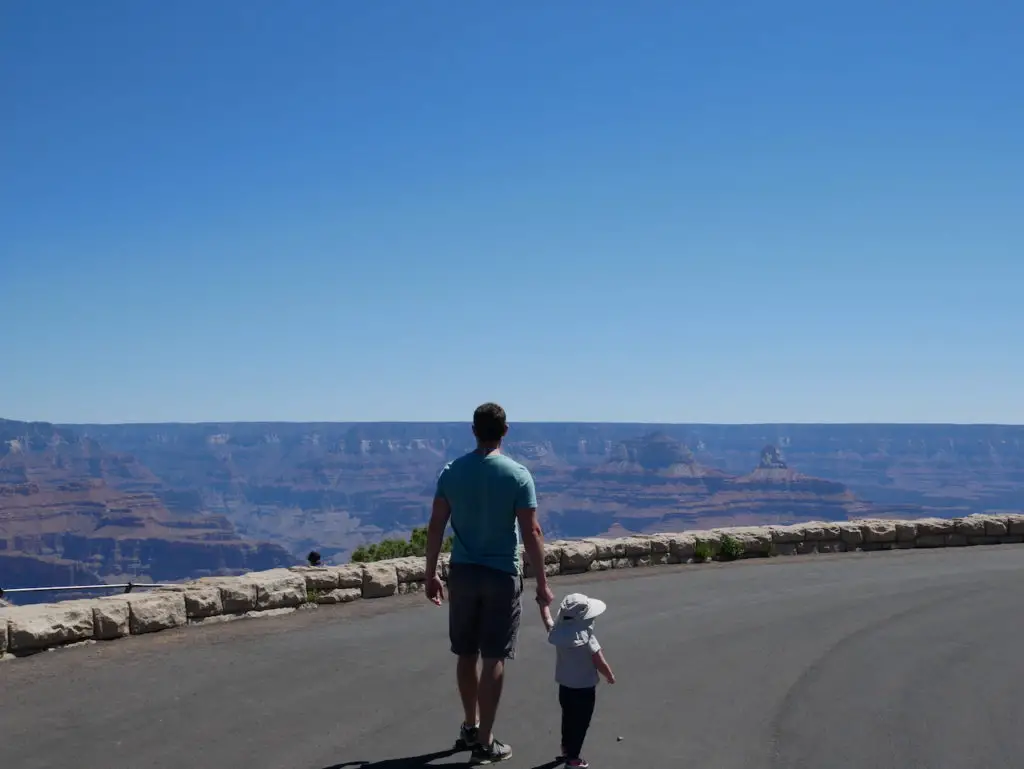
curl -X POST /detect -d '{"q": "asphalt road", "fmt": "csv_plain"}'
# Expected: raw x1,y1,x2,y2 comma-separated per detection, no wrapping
3,546,1024,769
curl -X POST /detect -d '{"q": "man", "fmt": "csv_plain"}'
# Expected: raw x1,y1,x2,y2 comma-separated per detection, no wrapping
425,402,554,765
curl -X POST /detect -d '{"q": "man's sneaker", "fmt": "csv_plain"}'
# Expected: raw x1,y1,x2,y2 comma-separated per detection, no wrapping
454,723,479,750
472,739,512,764
566,758,589,768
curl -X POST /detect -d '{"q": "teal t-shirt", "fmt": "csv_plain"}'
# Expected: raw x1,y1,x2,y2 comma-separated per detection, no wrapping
435,450,537,575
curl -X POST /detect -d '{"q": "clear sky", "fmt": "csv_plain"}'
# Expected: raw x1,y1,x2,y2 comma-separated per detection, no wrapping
2,0,1022,425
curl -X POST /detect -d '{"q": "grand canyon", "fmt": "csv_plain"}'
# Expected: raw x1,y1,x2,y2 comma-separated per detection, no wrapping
3,418,1023,591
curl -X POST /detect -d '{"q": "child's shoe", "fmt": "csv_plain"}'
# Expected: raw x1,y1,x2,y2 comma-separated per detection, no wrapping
566,758,589,768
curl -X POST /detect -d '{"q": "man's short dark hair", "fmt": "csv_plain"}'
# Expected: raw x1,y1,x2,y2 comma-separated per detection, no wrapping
473,402,507,443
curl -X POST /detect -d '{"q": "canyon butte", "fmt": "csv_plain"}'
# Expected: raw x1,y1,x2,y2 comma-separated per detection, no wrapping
2,418,1024,591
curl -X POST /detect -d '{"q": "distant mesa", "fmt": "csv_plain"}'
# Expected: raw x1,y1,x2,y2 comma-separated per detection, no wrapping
758,444,788,469
602,432,722,477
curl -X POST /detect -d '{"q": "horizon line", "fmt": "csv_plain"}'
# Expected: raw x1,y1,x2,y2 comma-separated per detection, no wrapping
5,417,1024,429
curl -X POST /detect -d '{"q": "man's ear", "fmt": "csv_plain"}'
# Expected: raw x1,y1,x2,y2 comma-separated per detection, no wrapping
472,424,479,439
502,424,509,437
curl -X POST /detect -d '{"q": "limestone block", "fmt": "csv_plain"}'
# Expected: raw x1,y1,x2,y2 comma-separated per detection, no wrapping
290,566,341,592
915,534,947,548
392,557,427,583
1007,515,1024,536
588,558,612,572
89,597,130,639
651,552,671,565
244,569,307,610
317,588,361,604
860,520,898,543
335,564,365,589
183,586,223,619
362,563,398,598
0,611,8,654
648,534,678,555
398,581,426,595
198,576,258,613
915,518,955,536
895,521,918,542
774,543,799,556
770,525,805,543
560,541,598,573
622,537,653,557
801,522,841,541
124,592,187,634
6,602,94,652
669,534,698,562
585,538,618,560
837,522,865,547
1001,535,1024,544
946,534,968,547
716,526,772,555
984,517,1009,537
955,517,986,537
611,557,633,569
542,542,564,564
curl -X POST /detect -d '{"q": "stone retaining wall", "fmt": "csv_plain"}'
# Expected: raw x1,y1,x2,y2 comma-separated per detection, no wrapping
3,514,1023,658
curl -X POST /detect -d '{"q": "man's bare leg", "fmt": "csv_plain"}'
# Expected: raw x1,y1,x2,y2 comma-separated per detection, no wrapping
457,653,480,728
477,657,505,747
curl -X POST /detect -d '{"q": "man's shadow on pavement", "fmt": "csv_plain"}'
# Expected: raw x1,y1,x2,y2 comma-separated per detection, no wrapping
321,751,561,769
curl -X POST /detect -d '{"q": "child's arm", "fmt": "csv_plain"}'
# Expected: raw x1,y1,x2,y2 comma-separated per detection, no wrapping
592,649,615,684
540,604,554,631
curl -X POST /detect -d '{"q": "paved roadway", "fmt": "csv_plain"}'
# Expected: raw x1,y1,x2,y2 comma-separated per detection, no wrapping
4,546,1024,769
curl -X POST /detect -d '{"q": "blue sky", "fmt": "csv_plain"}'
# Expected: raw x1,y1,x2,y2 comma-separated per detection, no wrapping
2,0,1022,424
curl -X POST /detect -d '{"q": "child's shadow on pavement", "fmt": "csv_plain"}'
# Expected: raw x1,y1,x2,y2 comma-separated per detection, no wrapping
321,753,561,769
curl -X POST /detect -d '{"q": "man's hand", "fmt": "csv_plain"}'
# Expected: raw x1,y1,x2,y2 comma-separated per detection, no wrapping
535,580,554,608
426,574,445,606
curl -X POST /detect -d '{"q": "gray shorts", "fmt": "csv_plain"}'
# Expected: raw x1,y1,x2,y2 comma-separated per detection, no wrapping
447,562,523,660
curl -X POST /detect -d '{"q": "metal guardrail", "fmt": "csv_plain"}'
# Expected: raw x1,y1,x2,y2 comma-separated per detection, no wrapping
0,582,179,600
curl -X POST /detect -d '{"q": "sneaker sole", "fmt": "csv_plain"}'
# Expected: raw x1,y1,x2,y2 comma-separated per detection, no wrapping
472,750,512,765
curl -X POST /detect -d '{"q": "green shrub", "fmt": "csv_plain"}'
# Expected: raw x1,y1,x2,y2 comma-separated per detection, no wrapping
693,541,713,562
350,526,453,563
719,534,745,561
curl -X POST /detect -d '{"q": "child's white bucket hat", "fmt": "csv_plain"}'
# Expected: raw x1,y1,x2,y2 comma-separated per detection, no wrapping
548,593,607,647
556,592,607,623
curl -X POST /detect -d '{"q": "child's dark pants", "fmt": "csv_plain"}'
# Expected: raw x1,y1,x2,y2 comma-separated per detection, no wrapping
559,684,596,759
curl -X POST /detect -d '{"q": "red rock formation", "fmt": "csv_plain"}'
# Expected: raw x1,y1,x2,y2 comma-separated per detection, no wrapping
0,419,296,587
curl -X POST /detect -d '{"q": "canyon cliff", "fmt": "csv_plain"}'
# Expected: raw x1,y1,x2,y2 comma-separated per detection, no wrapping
7,419,1023,583
0,419,297,590
68,421,1024,565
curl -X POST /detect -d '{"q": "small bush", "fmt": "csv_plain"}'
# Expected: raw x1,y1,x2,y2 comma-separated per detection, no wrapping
719,534,745,561
693,541,713,562
351,526,453,563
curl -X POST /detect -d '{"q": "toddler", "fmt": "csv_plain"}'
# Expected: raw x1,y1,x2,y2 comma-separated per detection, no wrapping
541,593,616,768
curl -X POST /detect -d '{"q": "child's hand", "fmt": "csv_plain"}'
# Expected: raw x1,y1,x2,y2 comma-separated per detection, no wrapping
540,605,554,631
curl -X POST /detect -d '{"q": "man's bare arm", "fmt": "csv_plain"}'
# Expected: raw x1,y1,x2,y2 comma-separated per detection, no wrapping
516,505,551,601
425,495,451,581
